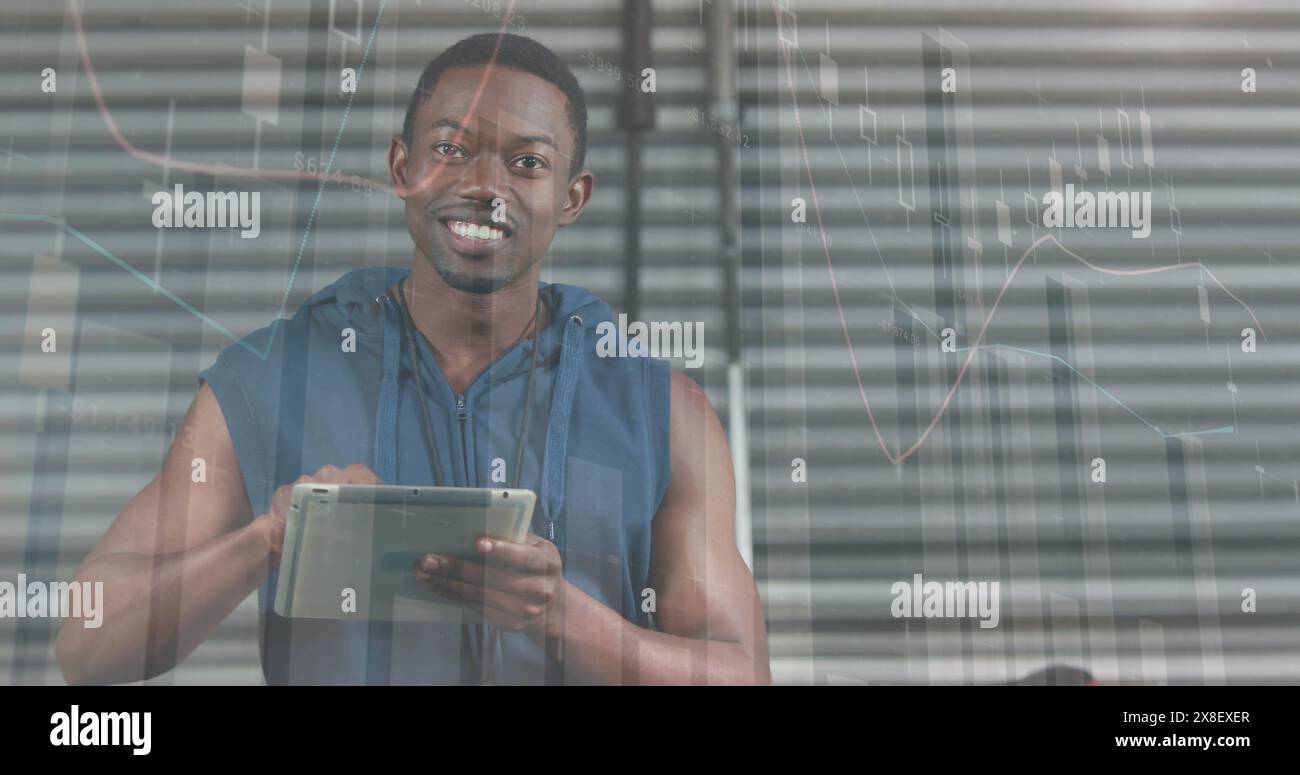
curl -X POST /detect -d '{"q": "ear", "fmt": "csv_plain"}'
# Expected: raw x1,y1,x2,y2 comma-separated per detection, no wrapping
388,134,410,199
557,169,595,228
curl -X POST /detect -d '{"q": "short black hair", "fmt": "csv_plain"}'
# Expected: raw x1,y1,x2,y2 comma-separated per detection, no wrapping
402,32,587,179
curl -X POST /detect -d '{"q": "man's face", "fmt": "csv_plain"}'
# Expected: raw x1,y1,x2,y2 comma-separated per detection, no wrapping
390,63,592,294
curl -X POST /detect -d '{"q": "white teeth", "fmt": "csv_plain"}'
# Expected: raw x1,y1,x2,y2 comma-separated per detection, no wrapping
449,220,504,241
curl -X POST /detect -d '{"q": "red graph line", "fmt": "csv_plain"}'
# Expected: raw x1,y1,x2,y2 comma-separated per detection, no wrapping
770,3,1267,466
69,0,394,191
70,0,522,199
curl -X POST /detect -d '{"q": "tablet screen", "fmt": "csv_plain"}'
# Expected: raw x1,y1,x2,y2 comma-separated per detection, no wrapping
273,485,536,622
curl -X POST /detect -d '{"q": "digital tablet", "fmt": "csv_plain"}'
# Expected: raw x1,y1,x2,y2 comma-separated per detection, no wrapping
272,484,536,623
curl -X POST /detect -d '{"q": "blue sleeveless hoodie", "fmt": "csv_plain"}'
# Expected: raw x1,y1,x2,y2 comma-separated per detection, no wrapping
198,266,672,684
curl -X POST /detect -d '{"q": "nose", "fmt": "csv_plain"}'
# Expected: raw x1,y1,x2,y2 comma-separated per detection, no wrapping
452,151,506,207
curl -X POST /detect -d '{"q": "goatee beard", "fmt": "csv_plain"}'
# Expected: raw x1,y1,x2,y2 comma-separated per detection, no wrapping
429,248,514,295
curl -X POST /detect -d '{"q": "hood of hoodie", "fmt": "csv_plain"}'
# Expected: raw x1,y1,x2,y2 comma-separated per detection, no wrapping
303,265,610,376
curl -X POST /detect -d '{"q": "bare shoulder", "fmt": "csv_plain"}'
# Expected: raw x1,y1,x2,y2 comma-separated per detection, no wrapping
83,382,252,564
669,367,727,441
668,369,722,439
663,368,735,516
669,368,709,406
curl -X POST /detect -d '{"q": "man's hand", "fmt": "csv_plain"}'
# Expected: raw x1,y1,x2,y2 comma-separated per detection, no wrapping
415,534,565,639
257,463,384,555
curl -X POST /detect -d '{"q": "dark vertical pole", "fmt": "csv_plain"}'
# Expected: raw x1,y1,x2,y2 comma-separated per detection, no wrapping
923,33,974,674
617,0,655,321
710,0,741,367
1047,278,1089,664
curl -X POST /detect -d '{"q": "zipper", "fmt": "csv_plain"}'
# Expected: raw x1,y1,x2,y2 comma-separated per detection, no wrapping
455,393,468,485
457,389,493,684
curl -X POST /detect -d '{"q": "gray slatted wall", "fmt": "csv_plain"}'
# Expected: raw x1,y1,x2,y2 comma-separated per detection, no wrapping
744,0,1300,684
1,0,1298,686
0,0,730,685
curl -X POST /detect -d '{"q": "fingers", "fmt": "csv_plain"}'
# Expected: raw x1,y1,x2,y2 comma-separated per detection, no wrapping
476,535,556,575
340,462,383,485
309,463,384,485
421,575,545,631
269,473,316,518
266,463,385,519
258,512,288,555
310,464,347,483
412,537,558,636
417,554,552,602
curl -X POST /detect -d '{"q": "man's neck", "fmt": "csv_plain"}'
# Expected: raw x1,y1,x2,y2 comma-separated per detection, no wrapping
392,258,547,389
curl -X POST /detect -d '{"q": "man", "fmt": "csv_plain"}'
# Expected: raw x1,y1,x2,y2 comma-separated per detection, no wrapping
55,33,770,685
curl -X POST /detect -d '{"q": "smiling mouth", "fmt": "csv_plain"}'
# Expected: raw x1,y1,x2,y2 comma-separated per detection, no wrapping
440,218,511,244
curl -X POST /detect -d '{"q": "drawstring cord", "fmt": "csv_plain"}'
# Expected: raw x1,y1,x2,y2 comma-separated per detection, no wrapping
378,282,578,686
481,293,546,686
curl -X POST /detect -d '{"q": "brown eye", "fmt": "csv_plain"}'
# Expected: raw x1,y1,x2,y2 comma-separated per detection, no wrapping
513,155,545,170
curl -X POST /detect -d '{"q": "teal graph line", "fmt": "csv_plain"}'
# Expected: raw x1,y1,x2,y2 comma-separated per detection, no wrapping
10,1,389,362
0,4,1242,448
1,212,263,358
0,211,1234,443
270,0,387,358
956,342,1235,439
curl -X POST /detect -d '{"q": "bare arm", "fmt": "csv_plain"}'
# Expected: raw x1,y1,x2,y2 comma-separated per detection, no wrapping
424,370,772,684
553,370,771,684
53,382,380,685
53,383,271,684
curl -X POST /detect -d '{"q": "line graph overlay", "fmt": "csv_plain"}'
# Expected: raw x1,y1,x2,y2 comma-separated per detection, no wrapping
955,343,1234,440
69,0,395,193
276,0,387,332
1,213,261,358
48,0,528,361
768,0,1267,466
5,209,1237,447
8,5,1272,449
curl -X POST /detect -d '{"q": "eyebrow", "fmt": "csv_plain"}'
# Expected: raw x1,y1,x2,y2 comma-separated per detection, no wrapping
428,118,558,151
